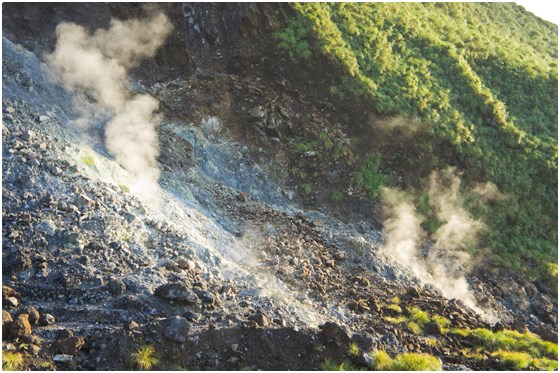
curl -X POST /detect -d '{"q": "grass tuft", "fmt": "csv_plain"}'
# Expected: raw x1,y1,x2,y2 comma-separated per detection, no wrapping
131,345,158,370
2,351,24,371
369,350,392,370
348,342,361,357
390,352,442,371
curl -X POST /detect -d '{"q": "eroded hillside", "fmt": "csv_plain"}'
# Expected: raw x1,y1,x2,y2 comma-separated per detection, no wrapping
1,3,557,371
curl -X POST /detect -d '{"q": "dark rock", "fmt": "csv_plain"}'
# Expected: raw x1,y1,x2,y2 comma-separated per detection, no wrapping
8,313,32,337
380,331,400,352
509,316,528,334
406,286,420,298
351,333,376,352
320,321,340,338
248,106,266,122
176,258,195,270
236,192,249,202
248,312,269,327
492,322,505,332
108,279,126,296
533,324,558,343
74,193,94,208
368,297,381,313
22,306,40,324
21,334,41,345
163,316,190,343
54,330,85,355
425,320,443,335
155,283,200,306
183,310,201,322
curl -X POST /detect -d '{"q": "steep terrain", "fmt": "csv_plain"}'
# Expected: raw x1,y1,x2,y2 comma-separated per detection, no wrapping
2,3,558,371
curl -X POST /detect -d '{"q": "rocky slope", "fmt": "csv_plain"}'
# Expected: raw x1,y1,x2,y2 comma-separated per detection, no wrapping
2,3,557,371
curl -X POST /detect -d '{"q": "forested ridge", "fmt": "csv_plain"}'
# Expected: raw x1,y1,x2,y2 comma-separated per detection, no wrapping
276,3,558,288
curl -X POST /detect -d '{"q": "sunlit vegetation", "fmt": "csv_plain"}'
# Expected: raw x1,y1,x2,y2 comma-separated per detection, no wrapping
369,351,442,371
2,351,24,371
453,328,558,370
131,345,158,370
276,3,558,288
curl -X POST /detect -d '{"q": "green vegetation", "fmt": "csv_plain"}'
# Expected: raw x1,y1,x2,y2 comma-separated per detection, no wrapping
492,350,558,370
276,2,558,289
321,359,363,371
81,155,95,166
131,345,158,370
454,328,558,370
353,155,386,199
369,351,442,371
348,342,361,357
370,350,393,370
2,351,24,371
431,315,451,331
331,189,345,203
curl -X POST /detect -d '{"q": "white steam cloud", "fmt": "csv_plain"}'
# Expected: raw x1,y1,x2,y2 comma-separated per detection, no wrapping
45,12,173,197
382,167,492,315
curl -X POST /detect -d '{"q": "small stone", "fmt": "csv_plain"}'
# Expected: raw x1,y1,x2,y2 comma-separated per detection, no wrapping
320,322,340,338
40,313,55,326
406,286,420,298
183,310,200,323
125,320,139,330
2,286,19,299
21,130,35,142
53,354,73,363
74,193,94,208
39,115,50,123
8,314,32,337
51,166,63,176
108,279,126,296
231,343,239,352
424,320,443,335
176,258,195,270
155,283,200,306
248,312,269,327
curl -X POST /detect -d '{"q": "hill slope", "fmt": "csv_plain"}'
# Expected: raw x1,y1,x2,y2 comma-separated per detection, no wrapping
276,2,558,286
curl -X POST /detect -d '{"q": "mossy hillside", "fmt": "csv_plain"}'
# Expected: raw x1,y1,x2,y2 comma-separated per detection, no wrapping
275,2,558,287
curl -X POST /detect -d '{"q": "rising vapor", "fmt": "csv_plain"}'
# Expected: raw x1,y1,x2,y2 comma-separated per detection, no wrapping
45,11,173,196
381,168,492,315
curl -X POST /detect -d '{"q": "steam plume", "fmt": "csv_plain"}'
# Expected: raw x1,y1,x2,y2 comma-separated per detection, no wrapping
45,12,173,196
381,168,490,314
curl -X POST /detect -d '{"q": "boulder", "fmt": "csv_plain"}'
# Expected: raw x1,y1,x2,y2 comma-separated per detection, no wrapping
155,283,200,306
40,313,55,326
248,312,270,327
7,313,32,337
108,279,126,296
2,285,19,299
163,316,190,343
54,329,85,355
22,306,40,324
320,321,340,338
2,310,13,325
